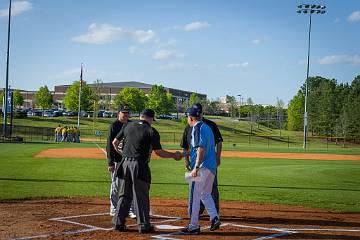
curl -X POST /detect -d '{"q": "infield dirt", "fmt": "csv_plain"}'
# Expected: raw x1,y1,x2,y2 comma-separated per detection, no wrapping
1,197,360,239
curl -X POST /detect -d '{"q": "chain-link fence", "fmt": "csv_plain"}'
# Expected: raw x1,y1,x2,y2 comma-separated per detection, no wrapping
1,124,359,148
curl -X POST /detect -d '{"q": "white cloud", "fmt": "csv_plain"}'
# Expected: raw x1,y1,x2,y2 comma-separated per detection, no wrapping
72,23,155,44
184,21,210,31
252,39,261,44
153,50,174,60
72,23,124,44
348,11,360,22
165,21,210,32
318,55,360,65
0,1,32,18
226,62,249,68
129,30,155,43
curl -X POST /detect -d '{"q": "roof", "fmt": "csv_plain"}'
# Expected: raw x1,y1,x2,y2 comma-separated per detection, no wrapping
57,81,153,89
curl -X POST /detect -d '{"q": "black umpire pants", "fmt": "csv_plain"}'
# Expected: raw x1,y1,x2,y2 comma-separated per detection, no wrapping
112,159,151,229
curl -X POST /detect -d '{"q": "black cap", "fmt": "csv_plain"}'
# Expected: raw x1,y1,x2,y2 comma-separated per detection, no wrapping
140,108,155,120
118,105,130,113
192,103,203,114
186,106,201,117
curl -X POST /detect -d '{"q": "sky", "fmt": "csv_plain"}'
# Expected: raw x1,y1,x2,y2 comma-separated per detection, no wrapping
0,0,359,106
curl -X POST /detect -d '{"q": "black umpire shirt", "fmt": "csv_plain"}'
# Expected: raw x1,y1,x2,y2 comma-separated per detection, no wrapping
106,120,130,166
115,120,162,183
180,118,223,150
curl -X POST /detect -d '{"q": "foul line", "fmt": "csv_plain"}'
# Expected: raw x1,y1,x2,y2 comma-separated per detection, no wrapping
93,142,107,156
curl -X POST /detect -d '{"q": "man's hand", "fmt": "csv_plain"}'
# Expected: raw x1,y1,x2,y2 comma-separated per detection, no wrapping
191,168,199,177
108,165,115,172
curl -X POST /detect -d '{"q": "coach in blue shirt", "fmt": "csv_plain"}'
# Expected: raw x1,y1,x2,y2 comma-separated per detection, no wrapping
180,106,221,235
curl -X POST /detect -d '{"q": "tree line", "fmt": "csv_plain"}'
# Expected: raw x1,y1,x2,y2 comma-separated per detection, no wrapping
287,75,360,140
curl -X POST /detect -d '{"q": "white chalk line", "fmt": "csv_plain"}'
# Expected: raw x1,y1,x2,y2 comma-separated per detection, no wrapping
93,142,107,156
9,212,182,240
9,211,360,240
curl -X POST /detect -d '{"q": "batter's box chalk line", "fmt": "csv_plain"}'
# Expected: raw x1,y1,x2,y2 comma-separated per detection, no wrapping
9,212,182,240
9,212,360,240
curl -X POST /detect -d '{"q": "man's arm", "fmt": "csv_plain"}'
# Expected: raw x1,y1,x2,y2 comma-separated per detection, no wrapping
191,147,205,177
106,124,115,171
154,149,182,160
216,141,222,167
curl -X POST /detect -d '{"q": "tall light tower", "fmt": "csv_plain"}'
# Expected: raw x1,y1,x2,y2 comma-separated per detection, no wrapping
3,0,12,137
297,4,326,149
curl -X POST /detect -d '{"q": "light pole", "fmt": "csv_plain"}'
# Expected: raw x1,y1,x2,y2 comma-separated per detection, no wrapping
237,94,241,119
297,4,326,149
3,0,12,137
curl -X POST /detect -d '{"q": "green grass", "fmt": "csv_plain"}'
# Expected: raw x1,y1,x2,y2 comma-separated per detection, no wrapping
1,143,359,212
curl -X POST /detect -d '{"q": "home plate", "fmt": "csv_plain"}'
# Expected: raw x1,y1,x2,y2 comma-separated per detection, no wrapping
155,225,184,230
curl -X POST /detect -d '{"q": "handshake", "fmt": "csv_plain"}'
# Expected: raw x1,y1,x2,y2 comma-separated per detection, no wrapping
172,151,189,161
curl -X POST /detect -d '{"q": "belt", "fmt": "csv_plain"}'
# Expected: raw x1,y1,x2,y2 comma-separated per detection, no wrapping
123,157,136,161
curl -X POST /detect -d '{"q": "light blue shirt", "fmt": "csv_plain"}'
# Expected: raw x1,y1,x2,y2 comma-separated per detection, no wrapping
190,121,217,175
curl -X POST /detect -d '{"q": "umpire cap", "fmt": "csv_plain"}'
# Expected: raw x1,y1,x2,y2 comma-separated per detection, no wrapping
141,108,155,120
118,105,130,113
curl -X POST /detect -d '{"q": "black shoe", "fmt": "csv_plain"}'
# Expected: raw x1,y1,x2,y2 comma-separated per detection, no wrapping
115,224,126,231
210,216,221,231
181,226,200,235
139,225,155,233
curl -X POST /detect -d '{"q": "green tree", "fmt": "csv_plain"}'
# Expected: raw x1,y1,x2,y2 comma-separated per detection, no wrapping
0,90,3,107
189,93,201,106
344,75,360,139
114,87,147,114
64,81,94,111
226,95,237,118
287,90,304,131
13,90,24,108
34,85,53,109
146,85,173,115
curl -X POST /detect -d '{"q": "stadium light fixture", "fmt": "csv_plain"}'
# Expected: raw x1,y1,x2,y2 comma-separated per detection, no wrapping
297,4,326,149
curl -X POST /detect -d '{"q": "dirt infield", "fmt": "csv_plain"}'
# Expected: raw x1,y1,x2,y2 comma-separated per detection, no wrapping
1,197,359,240
35,148,360,161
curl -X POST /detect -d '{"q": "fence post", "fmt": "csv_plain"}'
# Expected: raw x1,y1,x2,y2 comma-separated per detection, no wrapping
288,136,290,148
173,132,176,144
326,137,328,149
248,135,251,146
267,136,269,148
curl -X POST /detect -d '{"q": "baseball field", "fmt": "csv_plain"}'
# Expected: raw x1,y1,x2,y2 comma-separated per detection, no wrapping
1,142,360,239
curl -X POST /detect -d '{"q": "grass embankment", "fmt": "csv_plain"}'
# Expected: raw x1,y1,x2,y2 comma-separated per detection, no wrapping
12,116,355,149
1,143,359,212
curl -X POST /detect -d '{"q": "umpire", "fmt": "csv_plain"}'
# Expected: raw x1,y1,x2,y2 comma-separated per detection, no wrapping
180,103,223,215
106,105,131,216
112,108,182,233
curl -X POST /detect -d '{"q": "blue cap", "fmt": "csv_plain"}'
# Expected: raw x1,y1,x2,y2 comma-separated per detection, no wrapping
186,106,201,117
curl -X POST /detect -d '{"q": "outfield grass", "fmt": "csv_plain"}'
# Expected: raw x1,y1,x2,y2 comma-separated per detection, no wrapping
1,143,359,212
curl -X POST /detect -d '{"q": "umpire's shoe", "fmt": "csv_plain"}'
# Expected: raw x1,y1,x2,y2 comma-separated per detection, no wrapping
115,224,126,232
210,216,221,231
139,225,155,234
181,226,200,235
